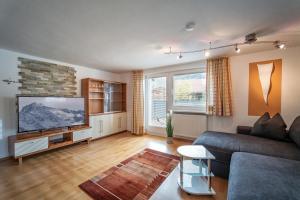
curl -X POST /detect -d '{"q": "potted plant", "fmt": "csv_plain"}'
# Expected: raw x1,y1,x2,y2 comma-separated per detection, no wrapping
166,110,174,144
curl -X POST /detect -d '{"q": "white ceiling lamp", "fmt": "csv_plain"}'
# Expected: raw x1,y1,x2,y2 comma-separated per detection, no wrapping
165,33,286,59
184,22,196,32
235,44,241,53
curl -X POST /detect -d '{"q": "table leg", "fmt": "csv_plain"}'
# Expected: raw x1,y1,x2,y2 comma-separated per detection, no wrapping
207,159,211,191
18,157,22,165
180,156,183,186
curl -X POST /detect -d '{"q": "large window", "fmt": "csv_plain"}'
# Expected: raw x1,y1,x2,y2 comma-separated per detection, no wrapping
145,69,206,129
173,72,206,109
148,76,167,127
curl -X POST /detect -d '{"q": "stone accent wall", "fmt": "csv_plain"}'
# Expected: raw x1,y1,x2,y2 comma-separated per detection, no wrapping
18,58,77,96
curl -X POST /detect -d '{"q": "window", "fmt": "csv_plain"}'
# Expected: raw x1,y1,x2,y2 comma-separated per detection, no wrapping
145,68,206,129
147,76,167,127
173,72,206,110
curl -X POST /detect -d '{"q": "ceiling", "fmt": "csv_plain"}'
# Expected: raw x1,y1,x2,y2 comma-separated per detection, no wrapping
0,0,300,72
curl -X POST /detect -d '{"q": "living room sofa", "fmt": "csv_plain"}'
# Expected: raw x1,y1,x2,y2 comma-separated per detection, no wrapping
193,127,300,200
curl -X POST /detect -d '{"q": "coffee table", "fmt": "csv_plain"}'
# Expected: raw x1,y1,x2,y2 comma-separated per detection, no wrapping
177,145,216,195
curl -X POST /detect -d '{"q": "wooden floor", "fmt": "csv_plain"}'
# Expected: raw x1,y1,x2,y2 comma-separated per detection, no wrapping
0,132,227,200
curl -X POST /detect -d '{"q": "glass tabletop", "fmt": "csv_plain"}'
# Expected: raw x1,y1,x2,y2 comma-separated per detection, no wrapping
177,145,215,159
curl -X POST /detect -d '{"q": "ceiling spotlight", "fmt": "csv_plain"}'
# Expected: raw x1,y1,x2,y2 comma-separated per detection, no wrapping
177,52,183,59
274,41,286,49
204,49,210,57
185,22,196,32
235,44,241,53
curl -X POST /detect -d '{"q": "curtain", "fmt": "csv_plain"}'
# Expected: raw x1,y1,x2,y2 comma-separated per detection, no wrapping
132,71,145,135
206,57,233,116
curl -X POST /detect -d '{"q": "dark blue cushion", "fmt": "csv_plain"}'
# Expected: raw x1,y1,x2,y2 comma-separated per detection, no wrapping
228,152,300,200
289,116,300,147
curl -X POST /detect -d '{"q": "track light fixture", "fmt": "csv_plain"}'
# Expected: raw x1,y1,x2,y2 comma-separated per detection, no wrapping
165,33,286,59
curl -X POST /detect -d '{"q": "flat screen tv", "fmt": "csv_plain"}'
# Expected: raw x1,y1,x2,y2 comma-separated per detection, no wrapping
18,96,85,133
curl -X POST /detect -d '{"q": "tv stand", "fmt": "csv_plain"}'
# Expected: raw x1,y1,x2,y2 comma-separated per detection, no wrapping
8,126,92,165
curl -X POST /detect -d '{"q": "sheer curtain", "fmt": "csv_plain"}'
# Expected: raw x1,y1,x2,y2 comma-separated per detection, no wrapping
132,71,145,135
206,57,233,116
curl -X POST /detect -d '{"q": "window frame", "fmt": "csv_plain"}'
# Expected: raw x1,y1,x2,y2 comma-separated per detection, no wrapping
145,67,206,130
170,68,206,113
145,73,168,129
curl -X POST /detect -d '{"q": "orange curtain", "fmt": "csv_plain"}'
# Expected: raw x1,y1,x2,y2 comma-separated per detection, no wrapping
132,71,145,135
206,57,233,116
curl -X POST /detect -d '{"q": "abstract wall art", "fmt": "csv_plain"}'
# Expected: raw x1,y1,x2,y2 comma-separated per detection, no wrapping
248,59,282,116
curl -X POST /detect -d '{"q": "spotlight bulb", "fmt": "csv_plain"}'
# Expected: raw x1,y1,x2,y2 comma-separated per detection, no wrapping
279,44,285,49
235,46,241,53
177,53,183,59
204,50,210,57
274,41,286,49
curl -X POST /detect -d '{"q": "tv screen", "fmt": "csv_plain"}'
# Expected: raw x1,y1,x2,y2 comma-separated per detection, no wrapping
18,96,85,133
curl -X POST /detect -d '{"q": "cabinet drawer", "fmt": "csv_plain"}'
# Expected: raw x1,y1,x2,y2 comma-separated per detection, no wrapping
73,129,91,142
15,137,48,157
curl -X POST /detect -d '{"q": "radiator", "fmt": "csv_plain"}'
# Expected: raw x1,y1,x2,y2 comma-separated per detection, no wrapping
172,112,207,139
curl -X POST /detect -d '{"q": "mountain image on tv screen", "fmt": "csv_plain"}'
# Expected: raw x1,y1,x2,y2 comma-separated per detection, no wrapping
18,97,85,133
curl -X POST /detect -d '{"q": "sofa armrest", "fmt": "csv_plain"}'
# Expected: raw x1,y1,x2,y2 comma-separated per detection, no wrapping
237,126,252,135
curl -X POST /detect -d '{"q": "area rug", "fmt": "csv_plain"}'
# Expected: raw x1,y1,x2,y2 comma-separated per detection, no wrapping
79,148,180,200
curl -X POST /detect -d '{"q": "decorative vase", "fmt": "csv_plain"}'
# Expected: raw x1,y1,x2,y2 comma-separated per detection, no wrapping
167,136,173,144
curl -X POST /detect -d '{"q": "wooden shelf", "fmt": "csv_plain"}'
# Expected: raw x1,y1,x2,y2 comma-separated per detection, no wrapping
81,78,126,118
49,140,73,150
13,125,90,142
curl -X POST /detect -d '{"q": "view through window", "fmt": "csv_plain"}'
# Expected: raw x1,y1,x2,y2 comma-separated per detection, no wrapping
173,72,206,109
148,77,167,127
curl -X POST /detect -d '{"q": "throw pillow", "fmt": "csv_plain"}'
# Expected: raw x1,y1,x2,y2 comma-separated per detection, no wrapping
251,112,270,136
251,113,287,141
289,116,300,147
263,113,287,140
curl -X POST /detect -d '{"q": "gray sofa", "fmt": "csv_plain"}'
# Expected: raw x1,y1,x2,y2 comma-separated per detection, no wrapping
193,127,300,200
228,152,300,200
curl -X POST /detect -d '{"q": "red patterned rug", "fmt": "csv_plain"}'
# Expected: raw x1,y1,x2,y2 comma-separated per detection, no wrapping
79,148,180,200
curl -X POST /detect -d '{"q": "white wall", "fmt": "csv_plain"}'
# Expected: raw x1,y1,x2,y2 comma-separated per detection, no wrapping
0,48,121,158
209,46,300,133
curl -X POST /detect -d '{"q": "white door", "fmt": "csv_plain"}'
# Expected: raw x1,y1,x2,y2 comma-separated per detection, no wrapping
102,114,113,136
145,76,167,135
90,116,103,139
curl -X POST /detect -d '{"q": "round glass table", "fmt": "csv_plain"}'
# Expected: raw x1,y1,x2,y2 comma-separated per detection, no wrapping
177,145,216,195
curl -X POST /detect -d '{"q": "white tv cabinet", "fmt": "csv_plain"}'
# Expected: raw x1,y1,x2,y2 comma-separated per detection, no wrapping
8,126,91,165
89,112,127,139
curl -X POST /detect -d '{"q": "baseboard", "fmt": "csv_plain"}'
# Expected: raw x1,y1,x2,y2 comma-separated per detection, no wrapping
0,156,12,162
91,130,128,141
146,131,195,141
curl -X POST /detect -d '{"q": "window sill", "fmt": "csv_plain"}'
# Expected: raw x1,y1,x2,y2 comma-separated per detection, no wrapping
172,110,207,115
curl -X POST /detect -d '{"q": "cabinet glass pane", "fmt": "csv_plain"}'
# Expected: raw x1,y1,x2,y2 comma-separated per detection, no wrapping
104,83,123,112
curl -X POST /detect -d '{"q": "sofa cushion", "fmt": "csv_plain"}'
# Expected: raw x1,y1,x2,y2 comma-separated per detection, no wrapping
289,116,300,147
194,131,300,161
251,113,287,141
238,133,300,161
228,152,300,200
251,112,270,135
193,131,240,163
